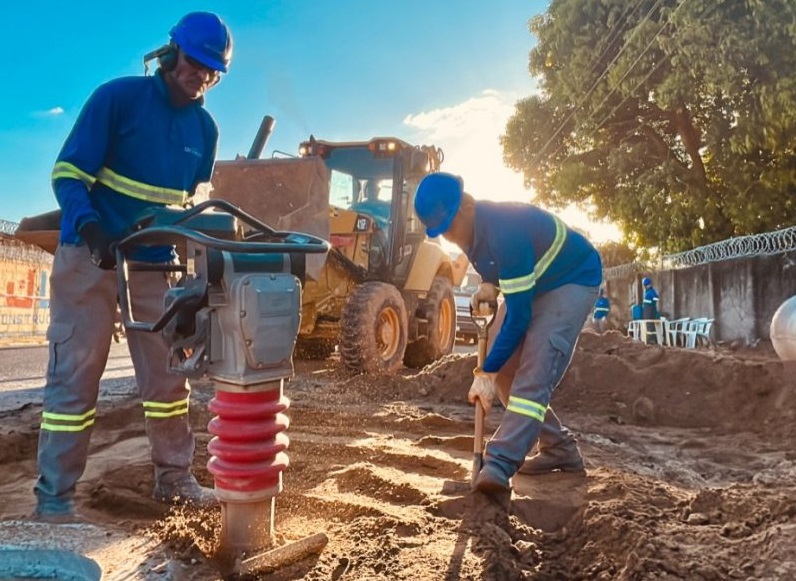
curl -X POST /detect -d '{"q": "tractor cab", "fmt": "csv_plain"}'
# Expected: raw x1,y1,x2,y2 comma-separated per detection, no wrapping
298,137,443,283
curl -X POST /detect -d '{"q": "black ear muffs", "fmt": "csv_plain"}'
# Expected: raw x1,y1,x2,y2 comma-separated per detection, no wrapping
157,42,179,72
143,43,177,75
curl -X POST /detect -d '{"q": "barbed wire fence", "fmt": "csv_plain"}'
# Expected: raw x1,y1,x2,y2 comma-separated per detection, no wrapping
604,224,796,280
0,219,18,236
3,217,796,277
0,220,53,265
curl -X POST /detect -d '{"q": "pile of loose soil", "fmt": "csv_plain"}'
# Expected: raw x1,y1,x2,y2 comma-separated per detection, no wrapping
1,332,794,580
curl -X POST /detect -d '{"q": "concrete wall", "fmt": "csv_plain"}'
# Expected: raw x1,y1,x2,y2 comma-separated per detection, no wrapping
605,251,796,344
0,238,52,340
2,234,794,346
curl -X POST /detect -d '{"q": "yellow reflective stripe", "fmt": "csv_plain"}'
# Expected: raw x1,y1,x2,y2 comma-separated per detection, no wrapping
499,216,567,295
535,215,566,278
41,408,97,433
42,408,96,422
143,397,189,419
145,409,189,419
51,161,97,187
96,167,188,205
499,272,535,295
506,395,547,421
41,419,96,432
143,397,190,410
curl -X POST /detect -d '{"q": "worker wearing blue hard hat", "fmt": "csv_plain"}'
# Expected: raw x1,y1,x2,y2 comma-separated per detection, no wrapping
34,12,232,522
642,277,660,320
414,172,603,502
641,276,661,343
592,287,611,333
169,12,233,73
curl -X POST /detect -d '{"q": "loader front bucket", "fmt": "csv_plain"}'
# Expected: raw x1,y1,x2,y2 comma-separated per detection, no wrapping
210,157,331,281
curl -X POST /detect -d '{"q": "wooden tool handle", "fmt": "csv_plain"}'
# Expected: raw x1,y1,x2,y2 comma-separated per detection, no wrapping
474,400,485,454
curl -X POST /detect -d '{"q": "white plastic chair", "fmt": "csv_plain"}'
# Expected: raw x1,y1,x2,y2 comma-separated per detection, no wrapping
630,319,664,345
627,320,641,341
682,319,700,348
665,317,691,347
695,318,715,347
683,318,714,348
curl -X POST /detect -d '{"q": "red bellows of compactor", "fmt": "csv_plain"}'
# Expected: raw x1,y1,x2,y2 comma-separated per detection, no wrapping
207,386,290,554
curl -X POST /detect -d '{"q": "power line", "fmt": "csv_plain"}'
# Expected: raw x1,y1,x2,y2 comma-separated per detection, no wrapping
520,0,647,161
589,0,688,132
530,0,671,166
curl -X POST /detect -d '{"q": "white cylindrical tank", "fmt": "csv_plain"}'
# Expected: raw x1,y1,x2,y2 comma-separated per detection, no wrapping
770,295,796,361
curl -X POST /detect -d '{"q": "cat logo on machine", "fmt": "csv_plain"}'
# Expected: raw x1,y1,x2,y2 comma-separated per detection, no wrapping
354,215,371,232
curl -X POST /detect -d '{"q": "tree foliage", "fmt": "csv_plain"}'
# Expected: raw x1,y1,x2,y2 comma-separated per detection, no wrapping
502,0,796,252
596,240,641,268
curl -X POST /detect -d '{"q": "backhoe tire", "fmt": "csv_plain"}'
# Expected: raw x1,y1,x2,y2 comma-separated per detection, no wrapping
294,338,336,360
404,276,456,369
340,282,408,374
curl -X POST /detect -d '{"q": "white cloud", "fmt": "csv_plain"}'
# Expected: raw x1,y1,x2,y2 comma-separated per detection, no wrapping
403,91,621,243
32,107,64,118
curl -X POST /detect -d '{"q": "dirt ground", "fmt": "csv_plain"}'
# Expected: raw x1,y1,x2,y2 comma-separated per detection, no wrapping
1,330,796,580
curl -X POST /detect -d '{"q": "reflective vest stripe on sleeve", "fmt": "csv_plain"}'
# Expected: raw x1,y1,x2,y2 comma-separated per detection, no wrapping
498,216,567,295
51,162,97,188
52,162,188,206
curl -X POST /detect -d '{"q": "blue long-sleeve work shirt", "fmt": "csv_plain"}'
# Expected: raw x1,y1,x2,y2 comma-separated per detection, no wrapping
465,201,603,373
643,287,660,318
52,71,218,262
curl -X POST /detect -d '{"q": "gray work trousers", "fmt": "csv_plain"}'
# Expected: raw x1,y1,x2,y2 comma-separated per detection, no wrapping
486,283,599,479
34,244,194,513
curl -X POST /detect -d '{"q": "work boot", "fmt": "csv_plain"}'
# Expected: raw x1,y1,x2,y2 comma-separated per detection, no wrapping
473,464,512,509
31,510,89,525
152,473,218,509
33,492,86,524
518,439,585,475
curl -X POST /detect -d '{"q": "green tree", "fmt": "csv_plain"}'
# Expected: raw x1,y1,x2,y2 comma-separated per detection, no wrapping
502,0,796,253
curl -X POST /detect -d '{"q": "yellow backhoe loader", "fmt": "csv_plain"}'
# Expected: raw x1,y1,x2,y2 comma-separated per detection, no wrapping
210,118,467,373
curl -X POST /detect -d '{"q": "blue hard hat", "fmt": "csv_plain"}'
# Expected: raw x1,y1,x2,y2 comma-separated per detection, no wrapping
170,12,233,73
642,277,652,286
414,172,464,237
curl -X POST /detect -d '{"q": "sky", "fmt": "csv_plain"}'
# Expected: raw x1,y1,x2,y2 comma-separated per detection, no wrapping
2,0,620,242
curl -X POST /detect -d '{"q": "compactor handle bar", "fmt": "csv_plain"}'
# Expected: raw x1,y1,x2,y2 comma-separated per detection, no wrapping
115,199,330,334
115,198,330,255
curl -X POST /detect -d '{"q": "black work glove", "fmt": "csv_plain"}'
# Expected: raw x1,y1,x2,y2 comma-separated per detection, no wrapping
79,220,116,270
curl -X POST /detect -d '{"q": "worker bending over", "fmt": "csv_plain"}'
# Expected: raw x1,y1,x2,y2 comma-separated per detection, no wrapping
414,173,602,499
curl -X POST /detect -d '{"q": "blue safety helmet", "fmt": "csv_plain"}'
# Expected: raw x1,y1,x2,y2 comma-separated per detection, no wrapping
414,172,464,237
642,277,652,287
170,12,233,73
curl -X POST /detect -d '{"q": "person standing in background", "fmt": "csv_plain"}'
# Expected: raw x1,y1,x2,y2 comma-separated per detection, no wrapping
592,287,610,333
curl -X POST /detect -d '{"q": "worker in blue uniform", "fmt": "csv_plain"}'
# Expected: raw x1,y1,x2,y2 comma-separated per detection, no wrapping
641,277,660,319
33,12,233,522
592,287,611,333
641,276,661,344
414,172,602,501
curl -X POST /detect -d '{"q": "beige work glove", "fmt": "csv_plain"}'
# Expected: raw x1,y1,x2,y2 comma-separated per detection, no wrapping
468,367,497,413
470,283,500,316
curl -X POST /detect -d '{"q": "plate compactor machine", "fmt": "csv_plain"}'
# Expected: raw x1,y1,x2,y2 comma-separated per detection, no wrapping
114,199,330,574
